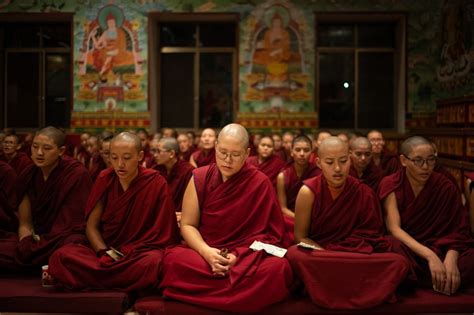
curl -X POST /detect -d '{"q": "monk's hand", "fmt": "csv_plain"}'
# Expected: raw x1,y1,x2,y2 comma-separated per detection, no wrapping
203,247,232,277
427,254,446,292
443,252,461,295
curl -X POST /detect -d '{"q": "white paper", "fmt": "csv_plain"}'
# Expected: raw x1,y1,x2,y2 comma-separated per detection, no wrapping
249,240,287,258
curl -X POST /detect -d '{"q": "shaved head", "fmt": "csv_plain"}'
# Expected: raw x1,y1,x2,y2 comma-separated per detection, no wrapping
318,136,349,157
350,137,372,151
111,132,142,152
159,137,179,153
217,123,249,149
400,136,433,156
36,126,65,147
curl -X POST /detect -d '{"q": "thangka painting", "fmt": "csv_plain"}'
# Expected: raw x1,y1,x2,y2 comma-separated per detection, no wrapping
74,3,146,113
240,1,314,114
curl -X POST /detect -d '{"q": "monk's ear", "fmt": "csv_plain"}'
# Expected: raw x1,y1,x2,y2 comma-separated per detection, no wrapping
58,146,66,156
170,150,177,159
316,157,322,169
399,154,407,167
138,150,144,161
246,147,250,156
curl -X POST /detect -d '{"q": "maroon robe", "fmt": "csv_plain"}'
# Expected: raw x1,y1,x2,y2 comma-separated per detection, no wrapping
160,163,293,312
283,162,321,211
89,152,107,182
349,162,383,192
379,170,474,287
287,175,409,309
179,146,195,162
274,148,288,162
76,146,91,167
49,167,180,292
153,160,194,211
0,157,92,270
377,149,401,177
0,152,33,175
191,148,216,167
0,161,17,234
247,155,285,188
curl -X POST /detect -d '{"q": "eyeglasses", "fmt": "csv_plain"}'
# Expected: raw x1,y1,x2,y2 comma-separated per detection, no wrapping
150,148,170,154
216,150,245,162
403,155,437,168
353,152,372,158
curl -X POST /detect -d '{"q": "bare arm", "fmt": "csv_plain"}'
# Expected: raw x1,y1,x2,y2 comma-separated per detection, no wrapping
181,177,233,275
85,200,107,253
384,192,446,291
276,172,294,218
189,155,198,168
18,195,34,240
294,186,322,248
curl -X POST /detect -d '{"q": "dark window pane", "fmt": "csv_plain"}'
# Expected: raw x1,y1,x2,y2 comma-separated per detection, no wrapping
357,23,395,47
42,23,71,48
199,53,233,128
45,54,70,127
0,25,5,49
6,52,39,128
161,53,194,127
4,23,41,48
199,23,235,47
319,53,354,128
160,23,196,47
358,52,394,129
318,24,354,47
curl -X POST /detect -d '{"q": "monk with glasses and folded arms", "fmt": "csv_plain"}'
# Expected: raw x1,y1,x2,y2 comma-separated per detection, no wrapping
380,136,474,295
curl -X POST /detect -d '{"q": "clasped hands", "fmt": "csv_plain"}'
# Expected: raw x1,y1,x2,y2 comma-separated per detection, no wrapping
203,247,237,277
427,253,461,295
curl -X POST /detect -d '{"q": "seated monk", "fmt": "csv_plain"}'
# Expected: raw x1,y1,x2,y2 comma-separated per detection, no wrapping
272,133,286,161
99,135,113,169
86,135,106,182
177,133,195,162
74,132,91,167
368,130,401,177
349,137,383,192
152,137,194,224
190,128,217,168
0,127,92,271
281,131,294,163
309,130,331,164
287,137,409,309
247,135,285,188
380,136,474,295
1,134,33,175
0,161,18,269
277,135,321,239
49,132,180,292
160,123,293,312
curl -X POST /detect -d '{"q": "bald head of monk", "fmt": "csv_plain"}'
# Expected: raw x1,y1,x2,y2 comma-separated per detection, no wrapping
110,132,144,186
317,136,350,188
154,137,179,169
400,136,436,185
31,127,66,177
215,123,250,181
350,137,373,173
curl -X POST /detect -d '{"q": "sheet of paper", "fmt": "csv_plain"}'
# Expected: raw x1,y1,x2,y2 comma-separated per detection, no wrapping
249,240,287,258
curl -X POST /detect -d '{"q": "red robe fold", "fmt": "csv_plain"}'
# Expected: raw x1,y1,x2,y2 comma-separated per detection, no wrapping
287,175,409,309
0,157,92,270
274,148,289,162
49,167,180,292
283,162,321,211
378,149,401,177
179,147,195,162
89,152,107,182
379,170,474,286
349,162,383,192
160,163,293,312
191,148,216,167
0,161,18,234
247,155,286,188
153,160,194,211
75,146,91,167
0,152,33,175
